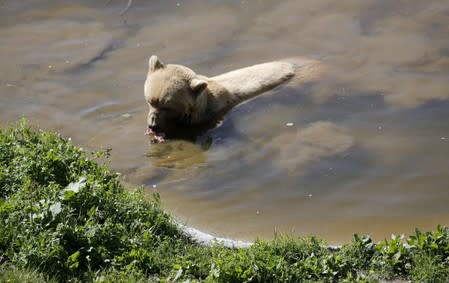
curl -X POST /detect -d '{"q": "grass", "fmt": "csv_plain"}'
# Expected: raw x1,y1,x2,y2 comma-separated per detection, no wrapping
0,263,55,283
0,120,448,282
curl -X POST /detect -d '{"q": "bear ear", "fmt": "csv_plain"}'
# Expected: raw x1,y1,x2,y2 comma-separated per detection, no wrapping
148,55,165,72
190,78,208,98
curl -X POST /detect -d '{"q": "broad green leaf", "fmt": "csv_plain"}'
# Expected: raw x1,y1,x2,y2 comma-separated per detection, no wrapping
61,177,86,200
49,202,62,218
66,177,86,193
69,250,81,262
87,206,96,218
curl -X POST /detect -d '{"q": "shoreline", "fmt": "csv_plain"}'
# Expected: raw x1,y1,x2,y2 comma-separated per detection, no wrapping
1,123,447,282
175,220,346,250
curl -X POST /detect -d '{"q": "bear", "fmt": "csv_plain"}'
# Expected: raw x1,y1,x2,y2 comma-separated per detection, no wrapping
144,55,324,142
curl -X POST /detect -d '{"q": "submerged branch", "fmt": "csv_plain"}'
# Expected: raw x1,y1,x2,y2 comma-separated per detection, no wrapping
104,0,133,16
120,0,133,16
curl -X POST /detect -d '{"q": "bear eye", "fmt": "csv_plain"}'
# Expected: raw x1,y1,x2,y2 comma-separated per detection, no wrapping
149,99,160,108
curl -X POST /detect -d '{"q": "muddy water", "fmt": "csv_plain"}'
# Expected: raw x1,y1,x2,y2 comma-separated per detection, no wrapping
1,0,448,244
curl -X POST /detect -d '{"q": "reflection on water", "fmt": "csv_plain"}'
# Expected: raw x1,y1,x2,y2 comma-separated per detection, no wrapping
147,140,209,169
0,0,448,244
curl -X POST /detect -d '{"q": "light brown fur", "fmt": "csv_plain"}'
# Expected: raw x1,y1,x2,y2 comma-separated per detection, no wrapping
144,55,323,140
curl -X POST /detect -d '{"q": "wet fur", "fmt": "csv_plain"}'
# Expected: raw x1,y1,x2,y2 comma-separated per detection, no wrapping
144,55,323,140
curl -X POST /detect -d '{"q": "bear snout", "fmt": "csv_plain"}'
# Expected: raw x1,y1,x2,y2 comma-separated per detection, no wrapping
148,113,159,129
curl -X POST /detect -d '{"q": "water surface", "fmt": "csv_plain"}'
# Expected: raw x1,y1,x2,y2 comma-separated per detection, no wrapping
1,0,448,244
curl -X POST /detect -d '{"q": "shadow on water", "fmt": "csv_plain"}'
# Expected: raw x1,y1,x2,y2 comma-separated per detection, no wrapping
145,112,256,169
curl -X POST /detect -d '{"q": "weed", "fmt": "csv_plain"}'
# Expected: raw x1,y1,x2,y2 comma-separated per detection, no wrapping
1,121,448,282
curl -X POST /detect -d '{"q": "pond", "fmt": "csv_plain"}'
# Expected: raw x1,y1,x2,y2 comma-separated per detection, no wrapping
1,0,448,244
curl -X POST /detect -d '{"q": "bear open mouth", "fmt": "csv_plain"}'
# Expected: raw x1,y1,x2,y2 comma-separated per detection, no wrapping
145,127,166,143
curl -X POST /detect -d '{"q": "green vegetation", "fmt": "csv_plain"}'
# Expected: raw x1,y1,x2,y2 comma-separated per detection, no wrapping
1,121,448,282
